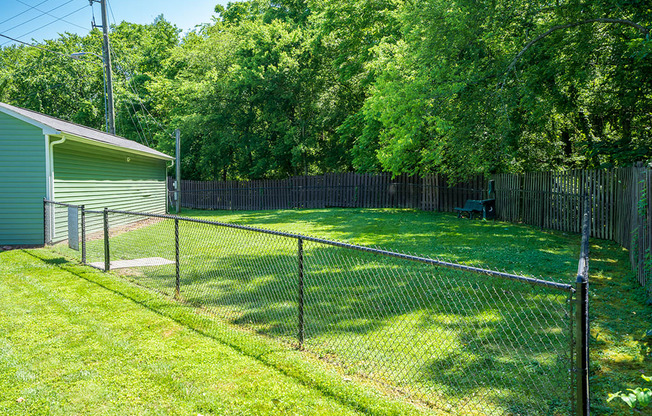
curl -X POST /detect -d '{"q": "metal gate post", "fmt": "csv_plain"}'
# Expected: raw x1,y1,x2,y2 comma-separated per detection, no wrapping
575,279,590,415
81,205,86,264
575,194,591,415
43,198,48,245
103,208,110,272
297,237,305,349
175,218,180,299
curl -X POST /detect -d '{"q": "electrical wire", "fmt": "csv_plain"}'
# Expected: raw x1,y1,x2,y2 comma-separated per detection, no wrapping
122,65,155,142
106,0,174,140
15,0,89,31
111,50,151,145
0,4,89,47
126,99,148,145
1,0,76,34
0,0,54,26
114,54,153,139
116,54,174,139
123,59,172,141
0,32,71,58
83,0,146,144
107,0,153,144
124,84,151,145
107,0,117,25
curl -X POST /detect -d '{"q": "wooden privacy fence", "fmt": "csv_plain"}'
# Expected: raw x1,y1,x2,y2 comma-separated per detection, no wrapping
169,164,651,290
168,173,487,212
494,165,651,289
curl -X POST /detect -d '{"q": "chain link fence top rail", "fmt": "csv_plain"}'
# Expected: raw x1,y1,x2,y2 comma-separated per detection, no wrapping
44,200,578,416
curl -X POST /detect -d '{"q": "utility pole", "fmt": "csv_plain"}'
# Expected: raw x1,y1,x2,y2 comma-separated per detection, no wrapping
98,0,115,134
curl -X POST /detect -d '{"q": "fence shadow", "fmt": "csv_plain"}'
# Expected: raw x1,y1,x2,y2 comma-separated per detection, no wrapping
99,235,572,415
44,200,582,415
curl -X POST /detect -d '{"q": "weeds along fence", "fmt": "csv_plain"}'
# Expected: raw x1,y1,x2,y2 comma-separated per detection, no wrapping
44,199,590,416
170,164,651,291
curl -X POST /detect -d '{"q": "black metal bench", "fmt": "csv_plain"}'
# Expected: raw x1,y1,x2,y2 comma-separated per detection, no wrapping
455,199,496,220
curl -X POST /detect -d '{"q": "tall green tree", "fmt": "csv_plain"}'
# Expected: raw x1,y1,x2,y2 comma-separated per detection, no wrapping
361,0,651,178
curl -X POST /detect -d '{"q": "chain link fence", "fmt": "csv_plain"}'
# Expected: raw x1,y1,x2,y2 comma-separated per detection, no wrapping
44,199,586,416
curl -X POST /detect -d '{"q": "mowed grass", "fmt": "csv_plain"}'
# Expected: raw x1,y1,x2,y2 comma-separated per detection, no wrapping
47,208,651,415
0,248,427,416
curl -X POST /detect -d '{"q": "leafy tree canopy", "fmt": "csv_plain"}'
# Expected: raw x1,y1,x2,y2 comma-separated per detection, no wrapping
1,0,649,181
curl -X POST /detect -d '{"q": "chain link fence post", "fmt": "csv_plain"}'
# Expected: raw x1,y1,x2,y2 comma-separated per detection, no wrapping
575,194,591,415
175,218,180,299
81,205,86,264
297,237,305,349
103,208,110,272
43,198,48,246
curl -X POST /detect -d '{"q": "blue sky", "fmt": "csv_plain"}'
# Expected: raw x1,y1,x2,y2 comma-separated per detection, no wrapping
0,0,231,47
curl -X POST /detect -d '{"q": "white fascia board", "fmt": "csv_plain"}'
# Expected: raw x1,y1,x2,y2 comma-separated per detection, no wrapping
44,135,51,200
0,106,59,135
61,132,174,161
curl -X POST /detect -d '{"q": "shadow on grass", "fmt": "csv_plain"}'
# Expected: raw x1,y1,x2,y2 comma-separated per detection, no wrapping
38,207,652,415
38,214,579,415
182,209,583,281
41,256,71,265
22,249,406,416
97,239,574,415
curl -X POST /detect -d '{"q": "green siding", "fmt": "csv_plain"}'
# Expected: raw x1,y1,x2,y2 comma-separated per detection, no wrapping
0,112,46,245
52,139,167,238
0,110,167,245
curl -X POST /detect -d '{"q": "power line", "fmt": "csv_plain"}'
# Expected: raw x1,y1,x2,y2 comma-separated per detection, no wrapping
112,52,174,138
0,4,89,47
15,0,89,31
107,0,117,25
100,4,147,144
122,75,150,144
0,32,71,58
0,0,54,26
1,0,76,34
106,0,174,140
125,77,155,144
107,43,145,143
119,58,174,140
125,98,149,145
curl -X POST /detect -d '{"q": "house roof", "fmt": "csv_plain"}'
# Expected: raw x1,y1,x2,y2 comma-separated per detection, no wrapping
0,102,174,160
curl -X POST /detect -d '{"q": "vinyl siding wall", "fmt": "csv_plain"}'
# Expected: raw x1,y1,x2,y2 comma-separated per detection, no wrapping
0,113,46,245
52,139,167,239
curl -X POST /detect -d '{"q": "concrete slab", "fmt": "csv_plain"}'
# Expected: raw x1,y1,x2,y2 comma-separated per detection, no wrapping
88,257,174,270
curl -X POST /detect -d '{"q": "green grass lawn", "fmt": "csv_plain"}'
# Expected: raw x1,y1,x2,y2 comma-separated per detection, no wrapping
41,208,652,415
0,248,427,416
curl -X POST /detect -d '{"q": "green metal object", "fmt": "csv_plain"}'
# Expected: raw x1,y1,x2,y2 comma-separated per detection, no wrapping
455,199,496,220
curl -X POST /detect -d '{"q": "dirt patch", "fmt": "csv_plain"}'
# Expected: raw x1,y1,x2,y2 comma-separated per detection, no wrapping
85,217,166,242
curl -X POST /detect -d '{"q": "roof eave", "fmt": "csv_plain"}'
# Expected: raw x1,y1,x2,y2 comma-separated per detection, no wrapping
0,105,59,136
0,104,174,160
60,132,175,161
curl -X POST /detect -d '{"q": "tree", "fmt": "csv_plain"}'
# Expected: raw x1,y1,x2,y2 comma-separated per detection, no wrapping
360,0,651,178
